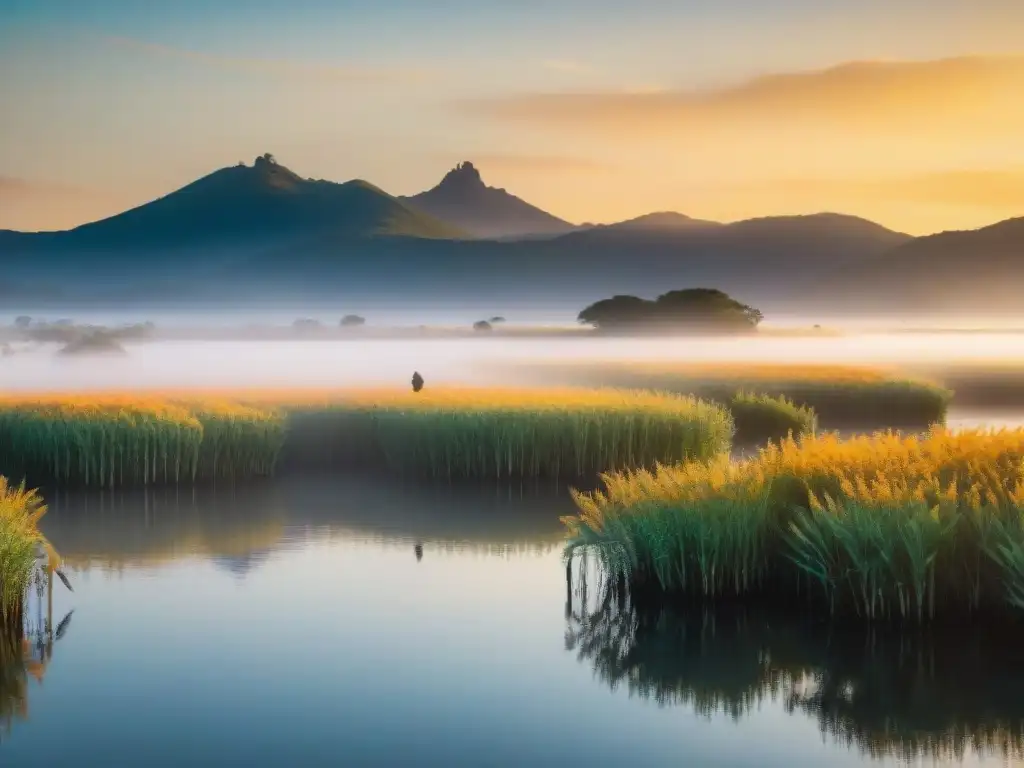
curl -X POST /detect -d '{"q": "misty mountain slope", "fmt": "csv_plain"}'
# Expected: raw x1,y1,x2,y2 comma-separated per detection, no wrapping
814,216,1024,314
597,211,723,232
542,212,910,278
402,162,576,239
203,209,912,312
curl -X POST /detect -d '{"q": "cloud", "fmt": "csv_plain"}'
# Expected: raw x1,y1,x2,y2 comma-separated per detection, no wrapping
103,35,434,85
459,55,1024,140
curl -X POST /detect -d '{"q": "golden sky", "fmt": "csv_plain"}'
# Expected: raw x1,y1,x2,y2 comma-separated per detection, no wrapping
3,1,1024,235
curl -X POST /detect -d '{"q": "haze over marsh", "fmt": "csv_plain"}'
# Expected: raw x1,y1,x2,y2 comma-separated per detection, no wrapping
5,0,1024,765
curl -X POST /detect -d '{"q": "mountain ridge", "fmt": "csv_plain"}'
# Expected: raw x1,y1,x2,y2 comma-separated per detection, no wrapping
1,154,1020,316
401,161,577,239
31,154,465,249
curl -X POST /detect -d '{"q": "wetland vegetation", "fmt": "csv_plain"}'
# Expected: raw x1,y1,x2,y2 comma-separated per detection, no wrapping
515,361,952,432
0,480,47,637
4,325,1024,764
565,428,1024,623
0,387,731,488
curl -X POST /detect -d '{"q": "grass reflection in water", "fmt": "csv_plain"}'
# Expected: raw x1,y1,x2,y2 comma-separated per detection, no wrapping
565,562,1024,763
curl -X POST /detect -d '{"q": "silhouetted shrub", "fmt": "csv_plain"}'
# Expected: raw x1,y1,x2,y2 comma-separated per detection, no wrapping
578,288,762,333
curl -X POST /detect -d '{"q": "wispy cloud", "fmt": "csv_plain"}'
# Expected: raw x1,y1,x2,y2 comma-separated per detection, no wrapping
103,35,435,85
459,55,1024,140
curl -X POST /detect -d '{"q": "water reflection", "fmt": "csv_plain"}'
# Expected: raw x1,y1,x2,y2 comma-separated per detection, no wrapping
566,568,1024,764
1,567,73,743
38,475,571,573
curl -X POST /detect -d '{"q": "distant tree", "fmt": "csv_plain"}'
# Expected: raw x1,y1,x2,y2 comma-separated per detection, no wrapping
262,153,277,165
578,288,763,334
473,320,493,332
489,316,506,324
654,288,763,329
340,314,366,327
576,295,653,329
13,316,31,329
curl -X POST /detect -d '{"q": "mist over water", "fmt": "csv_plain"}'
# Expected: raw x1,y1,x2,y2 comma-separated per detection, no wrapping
3,331,1024,393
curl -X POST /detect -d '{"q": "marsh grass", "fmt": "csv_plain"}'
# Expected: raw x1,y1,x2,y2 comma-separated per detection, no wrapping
913,361,1024,409
0,396,282,488
0,479,45,632
258,387,733,481
728,391,816,446
520,362,951,430
566,428,1024,622
0,387,732,487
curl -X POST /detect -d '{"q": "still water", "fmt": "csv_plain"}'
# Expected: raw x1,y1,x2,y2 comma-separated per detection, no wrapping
3,476,1021,767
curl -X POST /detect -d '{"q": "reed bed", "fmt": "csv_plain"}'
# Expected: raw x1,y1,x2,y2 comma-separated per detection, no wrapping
0,479,45,633
728,391,817,446
260,387,733,481
0,394,285,487
520,361,951,430
566,427,1024,622
0,387,731,487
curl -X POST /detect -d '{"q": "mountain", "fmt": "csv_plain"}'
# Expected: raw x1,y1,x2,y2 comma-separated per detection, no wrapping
814,216,1024,315
598,211,722,231
0,156,957,316
205,210,911,314
402,161,575,239
16,154,463,251
541,211,909,263
0,155,465,296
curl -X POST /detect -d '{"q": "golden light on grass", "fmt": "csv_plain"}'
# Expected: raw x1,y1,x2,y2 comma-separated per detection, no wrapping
0,387,732,486
0,479,47,638
519,361,951,428
567,427,1024,622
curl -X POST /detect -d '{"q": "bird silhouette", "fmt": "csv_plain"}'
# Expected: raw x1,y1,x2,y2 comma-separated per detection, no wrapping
411,371,424,392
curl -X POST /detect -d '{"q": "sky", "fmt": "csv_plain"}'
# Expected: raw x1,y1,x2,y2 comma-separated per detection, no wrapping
2,0,1024,234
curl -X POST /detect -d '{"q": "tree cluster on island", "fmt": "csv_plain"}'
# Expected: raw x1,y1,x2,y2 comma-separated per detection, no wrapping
577,288,763,334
